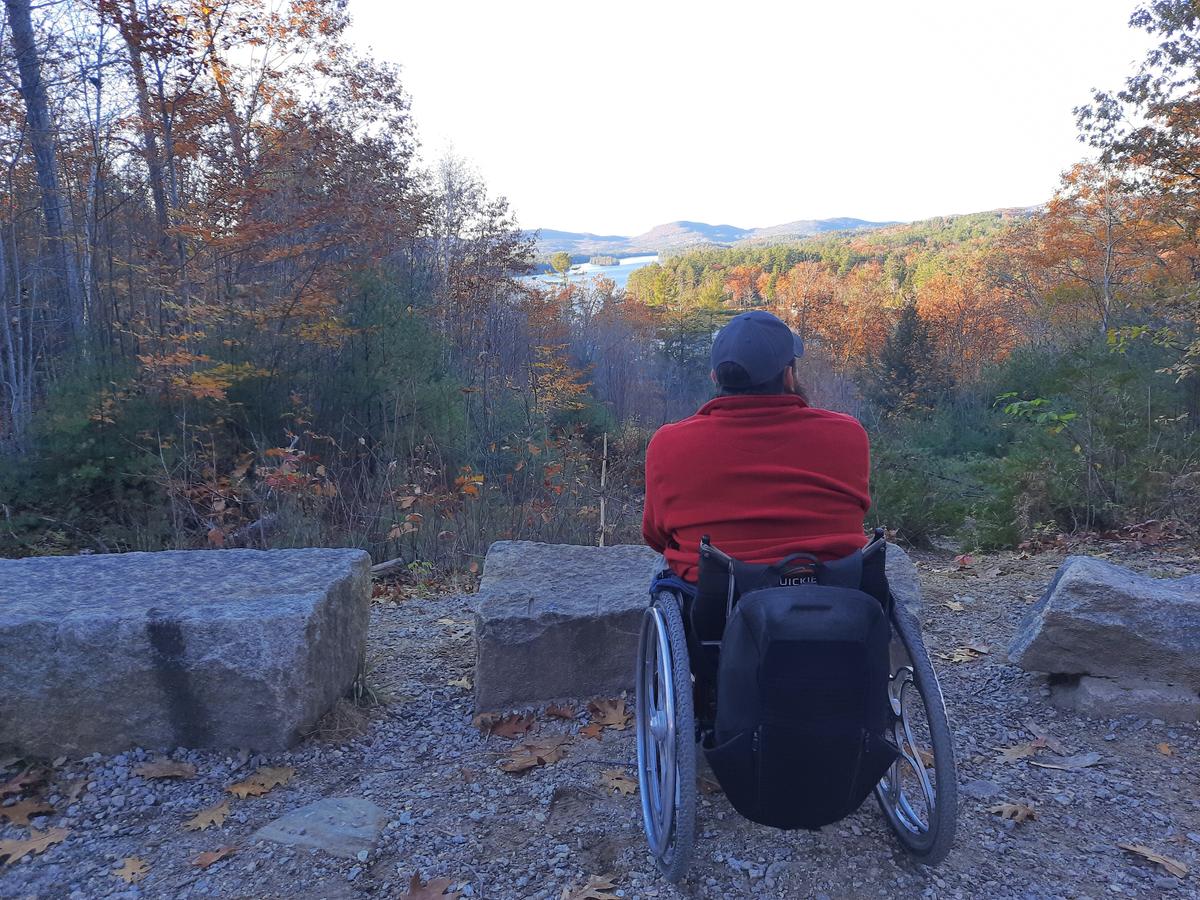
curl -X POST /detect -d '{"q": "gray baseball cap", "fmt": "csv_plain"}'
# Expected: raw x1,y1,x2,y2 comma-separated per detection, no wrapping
711,310,805,386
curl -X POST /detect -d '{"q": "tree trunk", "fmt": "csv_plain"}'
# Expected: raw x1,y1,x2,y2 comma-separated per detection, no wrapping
3,0,84,339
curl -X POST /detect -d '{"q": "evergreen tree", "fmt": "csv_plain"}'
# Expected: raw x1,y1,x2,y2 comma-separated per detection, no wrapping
869,302,949,416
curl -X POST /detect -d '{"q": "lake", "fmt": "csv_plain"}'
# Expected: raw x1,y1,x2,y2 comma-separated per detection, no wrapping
524,254,660,291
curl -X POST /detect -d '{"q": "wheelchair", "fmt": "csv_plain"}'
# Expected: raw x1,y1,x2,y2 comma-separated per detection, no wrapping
635,528,957,882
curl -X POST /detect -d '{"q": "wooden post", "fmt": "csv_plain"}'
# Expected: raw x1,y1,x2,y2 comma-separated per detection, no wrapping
598,432,608,547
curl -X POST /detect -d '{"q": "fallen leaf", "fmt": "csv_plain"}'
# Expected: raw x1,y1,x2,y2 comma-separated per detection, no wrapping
402,872,462,898
447,677,472,690
489,713,535,739
954,553,974,569
579,723,604,740
1118,843,1188,878
561,874,620,900
0,768,46,798
184,800,230,831
588,698,631,730
546,704,576,720
227,766,294,798
0,799,54,826
472,712,501,732
0,827,68,866
916,747,936,769
942,601,965,612
458,768,477,783
192,846,238,868
135,760,197,780
988,802,1036,824
115,856,149,884
937,646,987,663
498,735,571,773
600,769,637,796
1030,751,1103,771
1023,719,1071,756
1157,742,1174,757
993,739,1046,764
966,641,991,655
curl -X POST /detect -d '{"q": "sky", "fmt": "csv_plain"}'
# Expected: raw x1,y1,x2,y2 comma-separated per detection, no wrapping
348,0,1155,235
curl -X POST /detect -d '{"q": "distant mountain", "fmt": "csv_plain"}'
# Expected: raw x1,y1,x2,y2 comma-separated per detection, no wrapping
531,217,897,257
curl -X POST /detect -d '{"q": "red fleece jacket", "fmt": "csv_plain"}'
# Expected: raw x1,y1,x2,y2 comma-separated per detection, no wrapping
642,394,871,582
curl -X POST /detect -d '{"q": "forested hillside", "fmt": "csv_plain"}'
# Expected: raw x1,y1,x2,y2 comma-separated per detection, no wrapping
1,0,1197,566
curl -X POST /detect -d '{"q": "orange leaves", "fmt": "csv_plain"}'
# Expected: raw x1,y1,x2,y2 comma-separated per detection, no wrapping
192,846,238,868
402,873,462,899
227,766,294,799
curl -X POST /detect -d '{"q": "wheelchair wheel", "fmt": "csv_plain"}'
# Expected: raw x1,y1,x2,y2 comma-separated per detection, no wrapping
874,602,958,865
635,590,696,883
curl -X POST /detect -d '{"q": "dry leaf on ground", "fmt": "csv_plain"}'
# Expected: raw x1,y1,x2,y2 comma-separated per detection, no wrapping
0,769,46,798
498,735,571,773
600,769,637,796
561,874,620,900
0,798,54,826
489,713,535,739
988,802,1037,824
1023,719,1071,755
954,553,974,569
993,738,1046,764
1157,742,1174,756
588,698,630,730
446,677,472,690
0,827,68,866
135,759,197,780
1118,843,1188,878
192,846,238,868
184,800,230,831
937,646,987,663
401,872,462,898
942,600,965,612
227,766,295,798
546,704,576,720
579,723,604,740
115,856,149,884
1030,751,1102,771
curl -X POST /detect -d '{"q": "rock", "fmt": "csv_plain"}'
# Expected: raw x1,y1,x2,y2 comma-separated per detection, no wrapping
1008,555,1200,687
885,543,922,614
1051,676,1200,724
253,797,387,859
472,541,661,712
0,549,370,756
961,779,1003,800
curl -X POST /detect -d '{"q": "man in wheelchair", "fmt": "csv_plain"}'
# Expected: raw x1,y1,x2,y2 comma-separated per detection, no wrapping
634,310,955,879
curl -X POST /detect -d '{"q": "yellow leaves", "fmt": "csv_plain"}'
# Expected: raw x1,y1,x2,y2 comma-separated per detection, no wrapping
454,471,485,498
1119,843,1188,878
561,874,620,900
192,845,238,868
0,827,68,865
587,698,630,730
135,759,198,780
988,802,1036,824
936,644,989,663
599,769,637,796
0,799,54,826
942,600,965,613
184,800,230,831
115,856,149,884
227,766,294,798
498,735,571,774
993,738,1046,764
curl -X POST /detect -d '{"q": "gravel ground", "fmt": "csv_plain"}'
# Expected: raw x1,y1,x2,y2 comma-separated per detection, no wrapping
2,545,1199,900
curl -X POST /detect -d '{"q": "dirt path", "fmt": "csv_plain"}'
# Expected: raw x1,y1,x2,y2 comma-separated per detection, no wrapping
2,546,1198,899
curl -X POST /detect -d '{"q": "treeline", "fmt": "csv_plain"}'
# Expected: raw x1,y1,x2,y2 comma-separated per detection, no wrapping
1,0,1197,564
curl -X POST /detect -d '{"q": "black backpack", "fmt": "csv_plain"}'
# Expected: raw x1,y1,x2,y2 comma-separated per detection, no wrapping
699,547,898,830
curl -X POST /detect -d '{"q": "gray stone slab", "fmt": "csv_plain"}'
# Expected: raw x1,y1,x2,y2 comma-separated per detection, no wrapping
253,796,387,858
1008,555,1200,687
473,541,661,712
0,548,370,757
1051,675,1200,724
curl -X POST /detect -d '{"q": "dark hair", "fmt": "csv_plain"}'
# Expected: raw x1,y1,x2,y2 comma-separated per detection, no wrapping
715,361,788,395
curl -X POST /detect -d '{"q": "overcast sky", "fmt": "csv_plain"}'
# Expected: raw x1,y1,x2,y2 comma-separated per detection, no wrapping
348,0,1153,235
